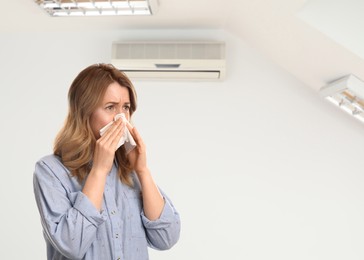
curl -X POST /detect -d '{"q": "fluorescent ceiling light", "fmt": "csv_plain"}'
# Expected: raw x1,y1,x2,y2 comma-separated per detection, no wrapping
320,74,364,123
34,0,158,17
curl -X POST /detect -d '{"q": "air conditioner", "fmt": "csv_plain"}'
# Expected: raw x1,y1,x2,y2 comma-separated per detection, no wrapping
111,41,226,80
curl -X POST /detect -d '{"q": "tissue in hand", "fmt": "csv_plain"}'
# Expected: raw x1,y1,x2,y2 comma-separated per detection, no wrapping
99,113,136,153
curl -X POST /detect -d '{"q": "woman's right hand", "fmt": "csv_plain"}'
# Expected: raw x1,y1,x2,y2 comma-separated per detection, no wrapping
92,118,125,174
83,118,124,211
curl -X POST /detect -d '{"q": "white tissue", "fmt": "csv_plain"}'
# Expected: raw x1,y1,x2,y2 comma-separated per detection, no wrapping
99,113,136,153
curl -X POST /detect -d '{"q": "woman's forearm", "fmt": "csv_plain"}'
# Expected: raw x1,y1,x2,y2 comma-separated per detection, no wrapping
82,169,107,211
137,169,165,220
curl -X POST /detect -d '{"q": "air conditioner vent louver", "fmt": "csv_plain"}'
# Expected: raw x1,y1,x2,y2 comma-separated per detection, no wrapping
111,41,226,80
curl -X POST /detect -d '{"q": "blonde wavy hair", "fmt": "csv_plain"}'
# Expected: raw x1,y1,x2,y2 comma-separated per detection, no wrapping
54,63,137,186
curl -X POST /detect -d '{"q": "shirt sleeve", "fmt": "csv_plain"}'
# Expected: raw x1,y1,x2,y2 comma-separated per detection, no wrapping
33,158,107,260
140,189,181,250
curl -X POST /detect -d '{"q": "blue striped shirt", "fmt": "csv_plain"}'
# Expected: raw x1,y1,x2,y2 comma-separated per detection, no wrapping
33,155,180,260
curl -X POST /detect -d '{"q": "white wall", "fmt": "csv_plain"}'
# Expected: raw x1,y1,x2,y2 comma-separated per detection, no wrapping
1,29,364,260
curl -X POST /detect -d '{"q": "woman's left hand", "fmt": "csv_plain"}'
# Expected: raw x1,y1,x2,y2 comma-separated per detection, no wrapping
126,124,165,221
127,125,148,175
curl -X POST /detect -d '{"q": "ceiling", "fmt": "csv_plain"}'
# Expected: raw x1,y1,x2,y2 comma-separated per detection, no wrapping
2,0,364,92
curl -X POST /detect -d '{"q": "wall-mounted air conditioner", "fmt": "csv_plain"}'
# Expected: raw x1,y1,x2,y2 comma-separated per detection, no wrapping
111,41,226,80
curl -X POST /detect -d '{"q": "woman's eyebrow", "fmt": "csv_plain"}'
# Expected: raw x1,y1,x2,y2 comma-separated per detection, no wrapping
104,101,119,106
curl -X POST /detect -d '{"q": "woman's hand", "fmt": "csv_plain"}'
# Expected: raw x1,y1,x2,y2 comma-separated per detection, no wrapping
83,118,125,211
126,125,164,220
92,118,125,174
127,125,149,175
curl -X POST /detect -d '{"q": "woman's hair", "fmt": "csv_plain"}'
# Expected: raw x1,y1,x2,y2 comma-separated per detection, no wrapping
54,63,137,186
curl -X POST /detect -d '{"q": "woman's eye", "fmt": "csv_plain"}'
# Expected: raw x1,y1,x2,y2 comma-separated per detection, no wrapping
106,105,115,111
123,106,130,111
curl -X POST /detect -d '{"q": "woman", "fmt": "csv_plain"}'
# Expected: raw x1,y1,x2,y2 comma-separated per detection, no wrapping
33,63,181,260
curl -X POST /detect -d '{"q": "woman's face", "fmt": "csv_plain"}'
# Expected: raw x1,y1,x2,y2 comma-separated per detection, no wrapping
90,82,131,138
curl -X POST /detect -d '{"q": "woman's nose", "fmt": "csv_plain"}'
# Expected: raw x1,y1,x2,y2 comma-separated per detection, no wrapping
116,106,124,115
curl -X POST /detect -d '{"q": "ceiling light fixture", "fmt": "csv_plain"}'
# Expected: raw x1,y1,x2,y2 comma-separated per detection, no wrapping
35,0,158,17
320,74,364,123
